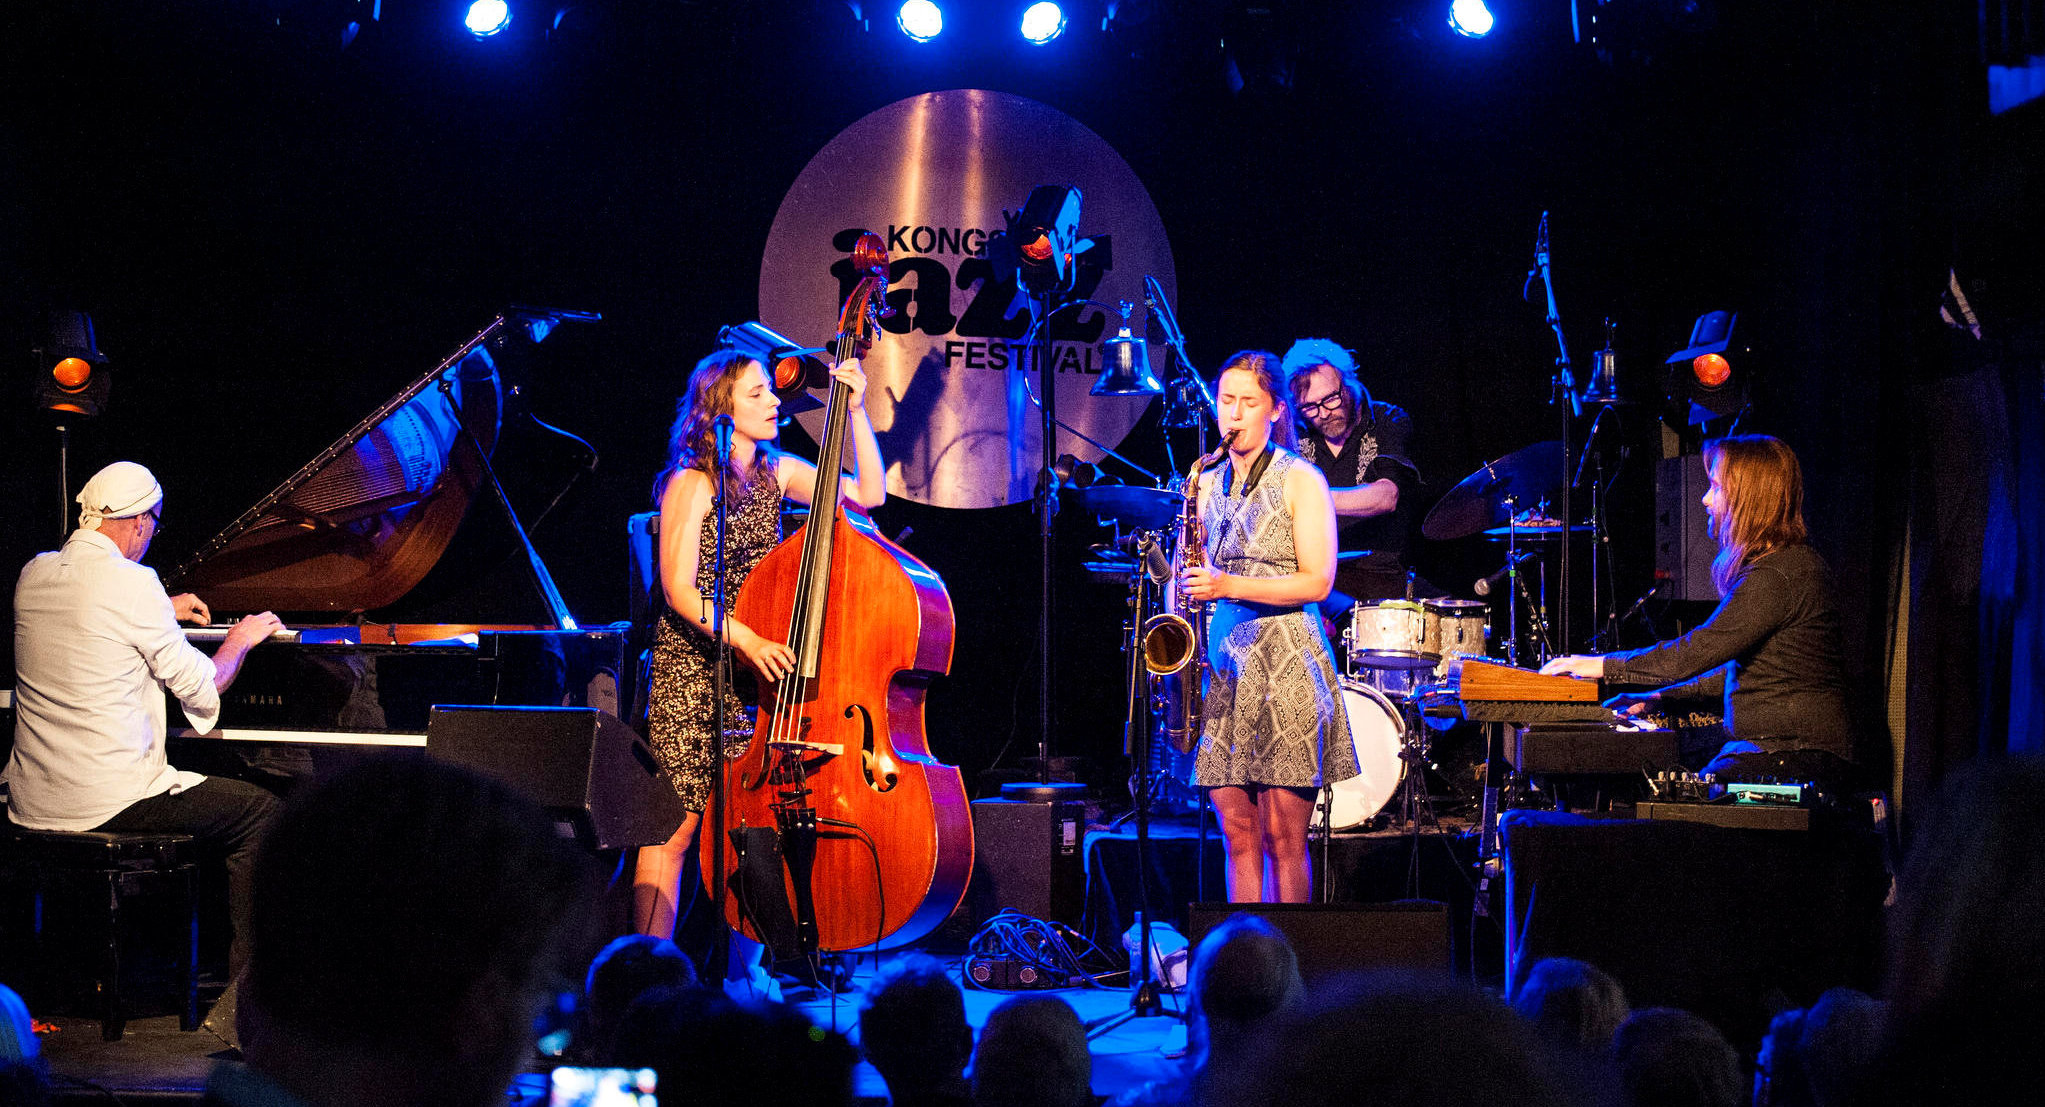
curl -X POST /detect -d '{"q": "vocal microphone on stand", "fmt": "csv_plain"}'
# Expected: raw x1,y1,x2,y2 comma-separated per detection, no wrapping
1473,550,1535,598
1140,535,1172,584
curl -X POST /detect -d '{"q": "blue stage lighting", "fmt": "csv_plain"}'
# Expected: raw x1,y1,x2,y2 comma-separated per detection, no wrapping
1020,2,1066,44
465,0,512,38
897,0,943,42
1449,0,1494,38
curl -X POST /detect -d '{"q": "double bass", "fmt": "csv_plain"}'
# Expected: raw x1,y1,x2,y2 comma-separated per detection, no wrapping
700,232,974,955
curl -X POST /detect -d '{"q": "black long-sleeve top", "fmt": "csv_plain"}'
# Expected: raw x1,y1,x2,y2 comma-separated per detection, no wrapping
1602,543,1854,760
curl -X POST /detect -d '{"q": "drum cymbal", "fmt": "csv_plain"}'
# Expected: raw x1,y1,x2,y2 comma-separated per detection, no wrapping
1481,523,1592,540
1073,484,1179,532
1421,441,1563,541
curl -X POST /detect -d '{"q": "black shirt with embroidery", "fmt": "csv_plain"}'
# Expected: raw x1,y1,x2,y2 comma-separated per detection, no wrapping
1297,400,1419,597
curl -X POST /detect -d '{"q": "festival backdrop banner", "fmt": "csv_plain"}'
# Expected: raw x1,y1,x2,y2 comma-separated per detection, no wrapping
759,89,1175,509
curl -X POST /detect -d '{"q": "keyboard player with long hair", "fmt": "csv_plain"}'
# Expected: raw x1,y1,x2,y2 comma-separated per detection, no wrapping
1540,435,1857,785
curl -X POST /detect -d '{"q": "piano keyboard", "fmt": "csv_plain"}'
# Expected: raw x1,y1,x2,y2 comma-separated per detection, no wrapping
170,726,427,748
184,625,307,644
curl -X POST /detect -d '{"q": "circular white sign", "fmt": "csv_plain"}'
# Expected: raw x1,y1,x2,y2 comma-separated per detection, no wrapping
759,89,1175,509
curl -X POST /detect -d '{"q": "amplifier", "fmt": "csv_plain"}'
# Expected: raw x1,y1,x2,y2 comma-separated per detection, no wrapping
425,706,685,849
1636,800,1810,831
1513,723,1680,774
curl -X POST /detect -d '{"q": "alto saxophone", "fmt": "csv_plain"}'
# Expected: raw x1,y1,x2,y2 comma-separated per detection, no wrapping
1143,431,1239,754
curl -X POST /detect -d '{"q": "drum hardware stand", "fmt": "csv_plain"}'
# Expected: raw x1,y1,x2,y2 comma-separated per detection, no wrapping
1575,405,1605,651
1499,496,1525,666
1513,558,1556,666
1388,689,1455,899
1314,783,1338,903
1088,538,1186,1039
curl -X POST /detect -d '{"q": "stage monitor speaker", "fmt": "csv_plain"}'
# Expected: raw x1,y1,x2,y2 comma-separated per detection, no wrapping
966,797,1086,930
1187,901,1453,986
1656,455,1716,601
426,706,684,850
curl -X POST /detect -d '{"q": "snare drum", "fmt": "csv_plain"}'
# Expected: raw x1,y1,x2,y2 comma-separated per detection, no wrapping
1422,598,1490,678
1344,599,1436,671
1313,680,1406,832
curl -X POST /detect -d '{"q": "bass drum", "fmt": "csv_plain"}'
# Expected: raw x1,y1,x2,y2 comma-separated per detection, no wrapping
1313,680,1406,832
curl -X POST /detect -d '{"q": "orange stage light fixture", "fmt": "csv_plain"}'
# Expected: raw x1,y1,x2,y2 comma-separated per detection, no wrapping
1692,352,1732,387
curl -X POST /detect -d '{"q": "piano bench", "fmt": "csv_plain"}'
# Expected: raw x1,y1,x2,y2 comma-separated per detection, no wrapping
0,827,202,1041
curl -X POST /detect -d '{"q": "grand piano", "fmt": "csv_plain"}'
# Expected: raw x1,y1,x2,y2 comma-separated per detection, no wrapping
164,310,629,753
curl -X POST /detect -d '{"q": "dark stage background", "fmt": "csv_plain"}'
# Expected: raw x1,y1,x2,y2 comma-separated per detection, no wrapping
3,1,2034,805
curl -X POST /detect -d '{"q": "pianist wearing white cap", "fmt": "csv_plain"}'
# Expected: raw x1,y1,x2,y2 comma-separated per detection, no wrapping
5,461,286,983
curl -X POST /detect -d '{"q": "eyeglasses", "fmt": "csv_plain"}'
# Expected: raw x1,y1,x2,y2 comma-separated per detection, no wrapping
143,509,164,537
1295,392,1346,419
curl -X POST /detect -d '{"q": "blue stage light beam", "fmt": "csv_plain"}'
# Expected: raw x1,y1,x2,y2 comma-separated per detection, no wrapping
1449,0,1495,38
1020,2,1066,44
897,0,943,42
465,0,512,38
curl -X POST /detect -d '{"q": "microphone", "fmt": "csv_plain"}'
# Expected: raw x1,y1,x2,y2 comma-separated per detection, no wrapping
1143,275,1179,344
1139,535,1172,583
1473,551,1533,598
1619,579,1663,623
712,413,735,458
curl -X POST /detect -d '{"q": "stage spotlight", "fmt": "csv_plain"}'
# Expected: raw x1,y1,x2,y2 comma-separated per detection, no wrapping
1020,2,1067,44
1449,0,1495,38
1663,310,1747,424
465,0,512,37
897,1,943,41
33,310,110,420
716,322,827,416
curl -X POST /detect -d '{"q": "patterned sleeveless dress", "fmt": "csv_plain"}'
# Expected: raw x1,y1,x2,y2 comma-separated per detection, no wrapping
1191,448,1359,791
646,468,783,812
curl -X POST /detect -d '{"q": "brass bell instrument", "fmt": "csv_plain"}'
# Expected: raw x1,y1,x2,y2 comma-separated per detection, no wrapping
1145,431,1238,754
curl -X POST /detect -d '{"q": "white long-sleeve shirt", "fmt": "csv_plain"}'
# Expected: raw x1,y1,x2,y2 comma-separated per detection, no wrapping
6,528,219,830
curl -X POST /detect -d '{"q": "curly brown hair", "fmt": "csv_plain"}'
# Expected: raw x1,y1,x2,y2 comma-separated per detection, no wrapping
654,349,778,503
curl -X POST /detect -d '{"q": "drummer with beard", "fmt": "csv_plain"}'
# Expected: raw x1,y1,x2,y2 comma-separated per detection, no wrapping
1281,339,1430,614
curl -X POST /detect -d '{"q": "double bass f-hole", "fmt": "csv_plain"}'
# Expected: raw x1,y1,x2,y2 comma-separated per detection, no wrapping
848,703,898,793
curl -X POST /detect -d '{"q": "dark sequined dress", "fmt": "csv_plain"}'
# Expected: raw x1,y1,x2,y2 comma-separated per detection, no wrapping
647,469,783,812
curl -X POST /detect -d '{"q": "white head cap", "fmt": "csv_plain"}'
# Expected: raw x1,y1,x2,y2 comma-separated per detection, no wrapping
76,461,164,531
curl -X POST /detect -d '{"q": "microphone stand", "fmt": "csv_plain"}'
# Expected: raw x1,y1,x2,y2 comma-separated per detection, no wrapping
1144,275,1219,465
1087,548,1185,1039
1529,213,1576,654
1142,274,1219,896
1030,288,1063,792
706,414,735,981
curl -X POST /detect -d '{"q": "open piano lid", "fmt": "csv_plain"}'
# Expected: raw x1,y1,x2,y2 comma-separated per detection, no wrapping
166,309,596,617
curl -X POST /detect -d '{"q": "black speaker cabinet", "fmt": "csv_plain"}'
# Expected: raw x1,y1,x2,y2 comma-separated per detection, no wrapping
1656,455,1717,602
426,706,683,849
1186,901,1453,985
966,797,1086,929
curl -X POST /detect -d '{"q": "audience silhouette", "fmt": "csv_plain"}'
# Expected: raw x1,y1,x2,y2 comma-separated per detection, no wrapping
971,995,1092,1107
201,759,599,1107
858,953,973,1107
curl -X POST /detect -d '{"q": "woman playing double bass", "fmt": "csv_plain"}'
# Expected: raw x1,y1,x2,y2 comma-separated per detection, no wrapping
633,348,886,939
